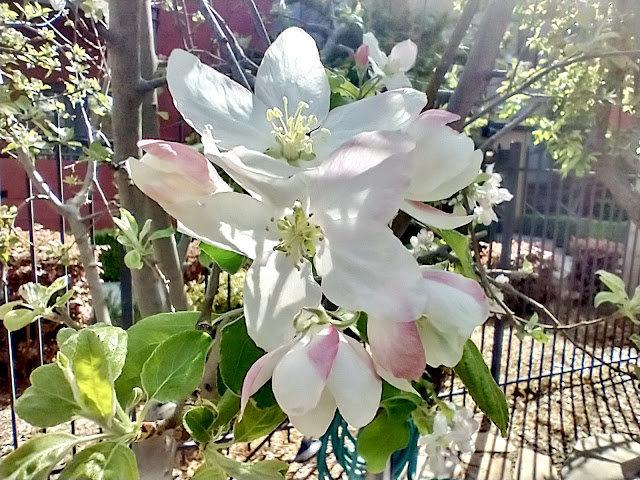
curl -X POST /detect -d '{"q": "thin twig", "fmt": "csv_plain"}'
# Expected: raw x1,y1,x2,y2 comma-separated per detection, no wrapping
246,0,271,49
198,264,221,327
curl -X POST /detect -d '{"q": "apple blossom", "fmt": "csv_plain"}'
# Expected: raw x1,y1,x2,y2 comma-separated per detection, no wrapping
128,132,427,354
167,27,426,168
470,164,514,225
241,322,382,437
367,268,489,379
400,110,483,229
361,32,418,90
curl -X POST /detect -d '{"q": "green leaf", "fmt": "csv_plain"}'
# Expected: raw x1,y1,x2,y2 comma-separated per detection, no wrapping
72,326,127,420
358,409,410,473
45,275,68,296
3,309,38,331
0,301,23,320
184,406,216,444
211,389,241,431
219,318,264,395
594,291,624,308
454,340,508,435
58,442,138,480
597,270,627,296
53,289,75,309
57,328,78,359
234,402,286,443
0,433,77,480
199,242,245,274
115,311,199,408
213,451,288,480
192,453,227,480
148,227,175,242
15,364,77,427
436,229,477,279
124,250,143,270
141,330,213,402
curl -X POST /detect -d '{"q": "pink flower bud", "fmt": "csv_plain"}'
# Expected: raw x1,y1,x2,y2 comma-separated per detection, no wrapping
354,44,370,68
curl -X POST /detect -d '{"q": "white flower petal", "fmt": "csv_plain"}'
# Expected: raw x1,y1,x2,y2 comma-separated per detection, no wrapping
289,389,337,437
272,325,339,417
313,89,427,159
388,39,418,72
327,335,382,428
401,201,474,229
165,192,275,259
374,362,420,396
307,131,413,224
367,318,425,380
255,27,330,122
418,270,489,367
244,251,322,351
362,32,388,68
241,342,292,414
315,221,426,323
167,49,273,151
383,72,413,90
128,140,230,205
406,112,483,202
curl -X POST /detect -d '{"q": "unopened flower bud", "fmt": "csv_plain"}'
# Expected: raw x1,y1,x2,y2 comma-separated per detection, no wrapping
354,44,370,68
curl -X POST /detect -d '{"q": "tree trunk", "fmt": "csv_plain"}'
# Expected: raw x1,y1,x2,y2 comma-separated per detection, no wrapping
446,0,517,130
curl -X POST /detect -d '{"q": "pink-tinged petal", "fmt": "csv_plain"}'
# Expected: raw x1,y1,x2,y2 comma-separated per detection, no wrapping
165,192,275,259
306,325,340,380
389,39,417,72
405,114,483,202
255,27,330,123
315,221,426,323
314,88,427,159
138,140,229,191
401,201,474,229
272,325,338,417
289,389,337,437
374,362,420,396
367,318,425,380
306,131,413,225
244,251,322,351
416,109,460,127
327,335,382,428
418,270,489,367
241,343,292,414
167,49,273,151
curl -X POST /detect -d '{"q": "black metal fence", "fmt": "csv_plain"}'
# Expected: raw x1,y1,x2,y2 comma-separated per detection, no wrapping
2,142,640,478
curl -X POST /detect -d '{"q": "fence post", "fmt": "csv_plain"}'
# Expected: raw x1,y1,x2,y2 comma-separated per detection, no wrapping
490,142,521,382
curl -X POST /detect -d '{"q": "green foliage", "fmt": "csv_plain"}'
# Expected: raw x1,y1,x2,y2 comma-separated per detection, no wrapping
595,270,640,322
234,402,286,443
357,383,422,473
183,406,216,444
0,275,75,331
94,229,122,282
141,330,213,402
14,363,78,427
115,311,200,407
435,228,477,279
0,433,78,480
454,340,509,435
58,442,138,480
219,317,265,395
515,312,550,344
199,242,246,274
209,450,288,480
520,214,629,246
113,208,174,270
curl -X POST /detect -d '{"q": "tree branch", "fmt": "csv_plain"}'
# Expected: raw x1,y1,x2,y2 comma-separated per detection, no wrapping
246,0,271,49
424,0,479,110
446,0,517,130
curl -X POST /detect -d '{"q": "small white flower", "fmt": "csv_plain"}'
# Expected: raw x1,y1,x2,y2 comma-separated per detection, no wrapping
409,228,436,259
468,164,513,226
362,32,418,90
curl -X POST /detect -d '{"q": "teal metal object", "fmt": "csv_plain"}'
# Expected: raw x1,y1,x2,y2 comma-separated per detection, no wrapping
316,414,421,480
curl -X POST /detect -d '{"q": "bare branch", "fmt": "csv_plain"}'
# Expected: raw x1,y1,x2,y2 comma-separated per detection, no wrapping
245,0,271,49
424,0,479,110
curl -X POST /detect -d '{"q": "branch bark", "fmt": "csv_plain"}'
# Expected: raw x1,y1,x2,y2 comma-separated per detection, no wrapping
424,0,479,110
446,0,517,130
110,0,168,318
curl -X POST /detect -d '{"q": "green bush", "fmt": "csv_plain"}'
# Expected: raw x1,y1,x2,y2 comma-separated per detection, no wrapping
519,214,629,246
94,229,122,282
